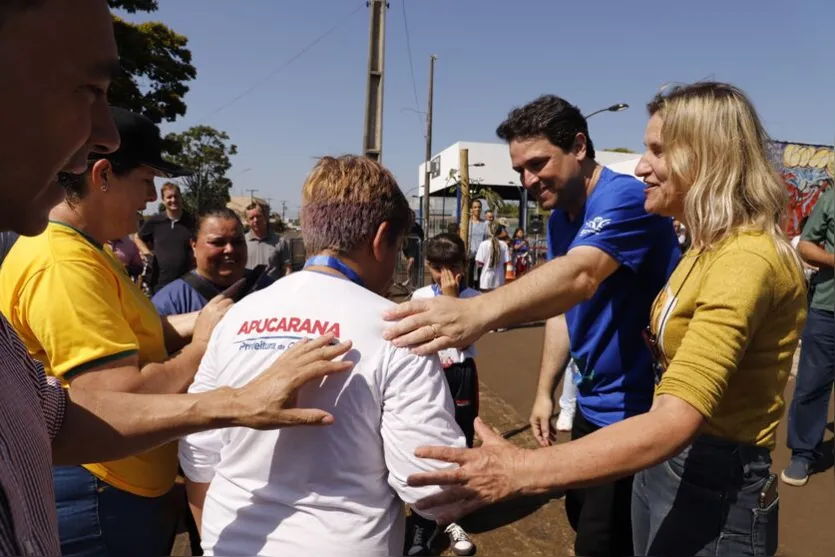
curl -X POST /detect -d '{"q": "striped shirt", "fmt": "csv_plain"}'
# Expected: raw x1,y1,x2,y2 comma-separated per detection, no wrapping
0,313,66,556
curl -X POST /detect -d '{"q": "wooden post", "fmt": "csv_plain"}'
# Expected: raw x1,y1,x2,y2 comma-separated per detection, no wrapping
459,148,471,256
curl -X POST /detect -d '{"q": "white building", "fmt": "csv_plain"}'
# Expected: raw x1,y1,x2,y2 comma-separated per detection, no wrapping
415,141,642,231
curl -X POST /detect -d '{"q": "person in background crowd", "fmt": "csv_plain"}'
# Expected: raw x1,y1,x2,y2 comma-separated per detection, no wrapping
484,209,495,225
511,227,531,277
782,185,834,487
0,230,19,267
400,216,425,288
447,222,459,235
179,155,465,557
396,83,806,557
0,4,352,555
135,182,195,292
407,232,480,556
672,218,690,251
245,201,293,279
388,93,681,556
475,222,511,292
153,208,272,317
467,200,489,288
0,106,238,557
790,217,819,297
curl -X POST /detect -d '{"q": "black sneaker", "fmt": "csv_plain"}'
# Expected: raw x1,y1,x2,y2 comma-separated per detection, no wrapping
406,517,439,556
445,523,475,556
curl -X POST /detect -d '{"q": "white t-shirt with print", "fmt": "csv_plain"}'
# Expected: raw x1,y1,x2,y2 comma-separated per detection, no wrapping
179,271,465,557
411,284,480,366
475,239,510,290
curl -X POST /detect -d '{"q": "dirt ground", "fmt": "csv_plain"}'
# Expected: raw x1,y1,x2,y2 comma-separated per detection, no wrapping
473,325,834,557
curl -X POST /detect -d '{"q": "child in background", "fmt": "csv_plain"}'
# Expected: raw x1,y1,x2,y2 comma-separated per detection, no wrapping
406,233,479,557
475,223,511,291
511,227,531,277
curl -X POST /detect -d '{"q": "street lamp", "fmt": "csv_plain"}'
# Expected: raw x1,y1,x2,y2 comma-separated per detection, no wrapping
584,103,629,119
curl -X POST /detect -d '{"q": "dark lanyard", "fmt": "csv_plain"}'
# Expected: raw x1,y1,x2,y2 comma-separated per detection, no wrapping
304,255,364,287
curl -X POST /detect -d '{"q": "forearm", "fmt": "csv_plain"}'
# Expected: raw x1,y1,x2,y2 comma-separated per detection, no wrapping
480,254,593,331
162,312,198,351
52,385,245,465
536,316,571,396
185,480,209,534
517,400,699,494
798,241,834,269
135,341,205,394
134,236,152,255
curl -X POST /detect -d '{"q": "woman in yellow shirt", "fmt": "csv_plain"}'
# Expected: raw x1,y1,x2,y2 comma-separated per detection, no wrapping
0,108,235,557
404,83,807,557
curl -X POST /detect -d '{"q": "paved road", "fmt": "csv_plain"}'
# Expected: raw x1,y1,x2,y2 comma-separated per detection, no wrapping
473,325,834,557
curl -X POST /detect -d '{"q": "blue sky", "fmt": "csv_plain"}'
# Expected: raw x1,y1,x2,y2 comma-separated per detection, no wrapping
120,0,835,219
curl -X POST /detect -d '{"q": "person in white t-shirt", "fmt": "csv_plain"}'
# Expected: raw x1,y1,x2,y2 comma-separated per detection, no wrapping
178,155,466,557
475,223,511,291
408,233,480,556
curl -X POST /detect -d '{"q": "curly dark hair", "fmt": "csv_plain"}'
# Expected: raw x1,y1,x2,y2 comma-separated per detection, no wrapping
496,95,595,160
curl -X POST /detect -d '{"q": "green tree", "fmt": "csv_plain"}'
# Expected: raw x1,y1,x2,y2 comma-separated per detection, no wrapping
165,126,238,214
108,0,197,123
445,169,506,213
605,147,637,154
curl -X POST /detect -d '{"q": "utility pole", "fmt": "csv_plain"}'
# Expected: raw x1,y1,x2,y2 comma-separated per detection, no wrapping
459,148,471,256
281,200,288,222
421,54,437,241
362,0,387,161
246,189,258,202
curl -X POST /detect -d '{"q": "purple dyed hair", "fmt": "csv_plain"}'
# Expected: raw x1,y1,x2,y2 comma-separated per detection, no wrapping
301,155,413,255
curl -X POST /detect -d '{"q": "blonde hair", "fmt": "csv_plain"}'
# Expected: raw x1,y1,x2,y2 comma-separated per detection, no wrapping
300,155,412,254
648,82,801,271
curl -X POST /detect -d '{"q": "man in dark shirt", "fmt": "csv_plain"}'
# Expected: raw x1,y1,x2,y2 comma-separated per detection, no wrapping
136,182,196,292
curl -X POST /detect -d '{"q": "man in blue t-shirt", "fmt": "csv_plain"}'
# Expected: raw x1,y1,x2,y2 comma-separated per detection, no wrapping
384,95,679,557
507,96,679,557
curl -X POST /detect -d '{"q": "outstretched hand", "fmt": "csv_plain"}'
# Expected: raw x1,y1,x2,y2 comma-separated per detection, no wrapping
382,295,489,356
406,418,529,523
235,333,354,429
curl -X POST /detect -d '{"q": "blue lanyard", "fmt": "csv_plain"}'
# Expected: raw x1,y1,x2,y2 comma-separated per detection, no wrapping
304,255,364,287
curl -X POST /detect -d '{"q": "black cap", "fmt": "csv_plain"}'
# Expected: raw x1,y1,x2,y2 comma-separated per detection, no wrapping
93,107,192,177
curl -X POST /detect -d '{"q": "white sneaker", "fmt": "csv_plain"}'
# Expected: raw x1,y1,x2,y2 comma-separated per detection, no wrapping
555,409,575,432
445,523,475,556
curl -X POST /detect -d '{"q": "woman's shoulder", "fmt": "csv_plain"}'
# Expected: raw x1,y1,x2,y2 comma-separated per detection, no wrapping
706,232,804,292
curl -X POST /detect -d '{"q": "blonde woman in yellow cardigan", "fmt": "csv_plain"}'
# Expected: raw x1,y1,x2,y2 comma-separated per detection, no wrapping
401,83,807,557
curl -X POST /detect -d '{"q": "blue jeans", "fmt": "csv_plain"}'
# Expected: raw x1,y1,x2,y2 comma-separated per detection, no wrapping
632,436,778,556
54,465,178,557
786,308,835,464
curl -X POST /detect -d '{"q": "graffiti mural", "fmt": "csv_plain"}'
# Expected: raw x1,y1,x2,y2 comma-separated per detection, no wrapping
767,141,834,237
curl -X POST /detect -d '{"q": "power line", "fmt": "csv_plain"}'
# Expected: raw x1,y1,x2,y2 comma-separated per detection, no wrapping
401,0,424,137
197,1,367,123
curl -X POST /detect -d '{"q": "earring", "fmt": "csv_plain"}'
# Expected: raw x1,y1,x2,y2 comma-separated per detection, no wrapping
101,183,108,192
